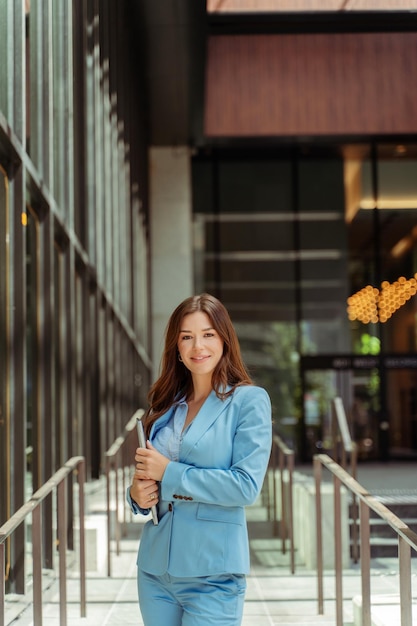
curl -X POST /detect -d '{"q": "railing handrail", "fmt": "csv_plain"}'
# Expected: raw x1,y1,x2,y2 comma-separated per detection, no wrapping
273,433,293,457
333,397,355,453
104,409,144,576
317,453,417,549
331,397,358,470
269,434,295,574
0,458,82,541
314,453,417,626
0,456,86,626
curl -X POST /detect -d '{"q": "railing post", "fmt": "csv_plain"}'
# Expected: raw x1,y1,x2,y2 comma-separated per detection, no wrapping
122,462,128,536
398,536,412,626
77,459,87,617
351,492,359,564
57,480,67,626
359,499,371,626
106,455,112,577
288,452,295,574
314,455,324,615
279,449,286,553
115,454,121,556
272,443,278,536
0,543,5,626
268,449,274,524
32,506,43,626
333,474,343,626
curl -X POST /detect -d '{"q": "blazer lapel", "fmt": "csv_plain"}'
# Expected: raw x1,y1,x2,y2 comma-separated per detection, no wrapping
180,390,233,462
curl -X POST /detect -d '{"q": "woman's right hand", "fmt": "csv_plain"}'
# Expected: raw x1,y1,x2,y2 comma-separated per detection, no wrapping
130,477,159,509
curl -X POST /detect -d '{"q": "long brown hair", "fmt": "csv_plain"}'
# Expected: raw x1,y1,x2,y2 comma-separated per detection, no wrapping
144,293,253,436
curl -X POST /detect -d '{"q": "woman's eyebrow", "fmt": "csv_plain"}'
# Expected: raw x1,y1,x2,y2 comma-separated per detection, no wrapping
179,327,214,333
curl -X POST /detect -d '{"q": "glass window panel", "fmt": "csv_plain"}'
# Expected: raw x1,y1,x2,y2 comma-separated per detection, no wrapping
0,167,9,525
219,160,293,213
303,369,338,458
236,320,299,441
387,370,417,457
25,208,39,493
344,143,417,460
0,3,8,118
299,158,350,353
205,220,295,252
25,4,30,149
53,243,68,468
346,143,417,354
52,2,66,208
192,156,298,437
192,161,214,215
299,159,345,212
377,144,417,354
345,147,380,355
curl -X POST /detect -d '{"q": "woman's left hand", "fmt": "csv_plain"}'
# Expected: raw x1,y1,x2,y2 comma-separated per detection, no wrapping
134,441,170,482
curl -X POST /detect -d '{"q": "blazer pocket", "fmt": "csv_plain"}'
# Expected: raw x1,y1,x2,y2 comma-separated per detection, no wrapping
196,503,243,525
137,508,173,575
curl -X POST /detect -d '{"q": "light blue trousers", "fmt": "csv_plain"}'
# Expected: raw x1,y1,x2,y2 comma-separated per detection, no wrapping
138,569,246,626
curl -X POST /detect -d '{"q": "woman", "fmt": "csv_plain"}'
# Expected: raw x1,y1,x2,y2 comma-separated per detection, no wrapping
128,293,272,626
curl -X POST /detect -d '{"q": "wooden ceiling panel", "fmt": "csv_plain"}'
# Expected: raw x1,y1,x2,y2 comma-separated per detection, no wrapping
207,0,417,11
204,32,417,137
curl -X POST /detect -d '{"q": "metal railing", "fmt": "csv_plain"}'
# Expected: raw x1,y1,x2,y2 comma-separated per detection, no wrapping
330,396,360,562
0,456,86,626
314,453,417,626
330,397,358,476
104,409,142,577
268,434,295,574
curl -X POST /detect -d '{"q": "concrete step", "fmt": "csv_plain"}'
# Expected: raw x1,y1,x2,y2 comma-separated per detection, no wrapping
350,536,417,559
350,517,417,538
348,490,417,557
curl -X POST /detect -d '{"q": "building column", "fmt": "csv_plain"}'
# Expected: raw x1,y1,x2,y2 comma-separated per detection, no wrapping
149,146,193,381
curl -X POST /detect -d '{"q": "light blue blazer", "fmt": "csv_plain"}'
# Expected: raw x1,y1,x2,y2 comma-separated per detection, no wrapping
128,385,272,577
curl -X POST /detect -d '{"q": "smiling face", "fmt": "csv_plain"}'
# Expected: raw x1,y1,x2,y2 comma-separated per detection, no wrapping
177,311,224,383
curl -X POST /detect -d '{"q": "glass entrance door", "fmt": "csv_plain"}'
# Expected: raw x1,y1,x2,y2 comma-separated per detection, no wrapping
302,368,338,460
302,359,417,461
301,361,381,461
386,368,417,459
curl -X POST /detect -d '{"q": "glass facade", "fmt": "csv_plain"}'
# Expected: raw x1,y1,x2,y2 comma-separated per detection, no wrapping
0,166,9,543
0,0,150,592
192,144,417,461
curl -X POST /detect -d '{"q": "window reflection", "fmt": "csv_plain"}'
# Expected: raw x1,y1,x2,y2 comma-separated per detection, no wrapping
345,143,417,460
344,143,417,353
